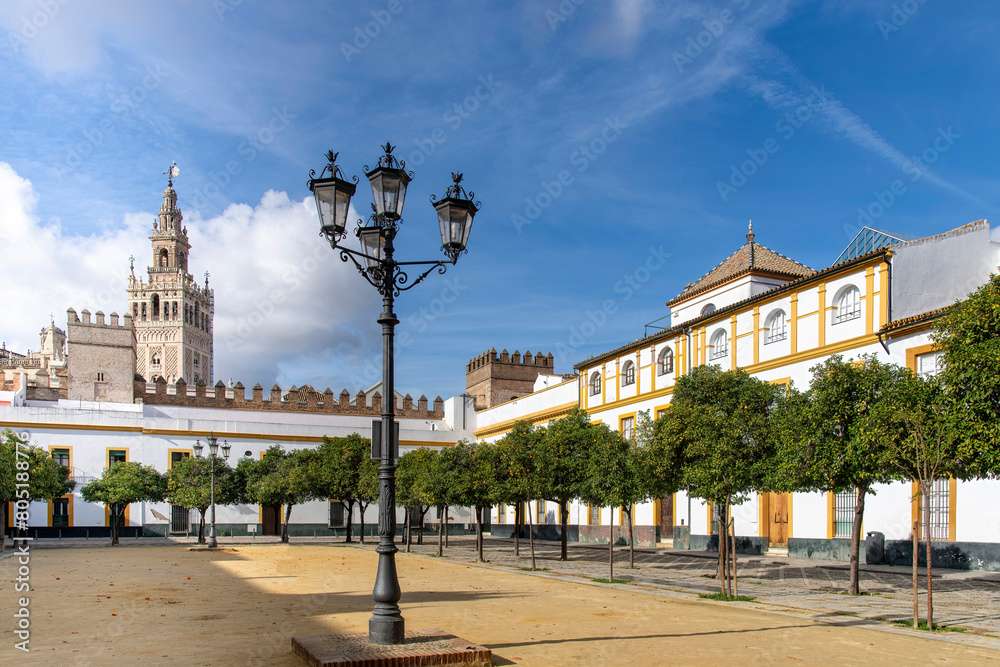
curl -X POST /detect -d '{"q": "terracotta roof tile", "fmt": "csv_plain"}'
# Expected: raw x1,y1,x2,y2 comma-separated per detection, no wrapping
879,306,952,334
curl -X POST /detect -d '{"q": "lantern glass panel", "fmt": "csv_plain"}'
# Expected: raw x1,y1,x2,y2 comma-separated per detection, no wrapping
367,167,409,220
359,227,385,270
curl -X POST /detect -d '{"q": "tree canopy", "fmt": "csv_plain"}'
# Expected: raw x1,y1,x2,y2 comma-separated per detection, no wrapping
0,429,75,551
80,461,165,545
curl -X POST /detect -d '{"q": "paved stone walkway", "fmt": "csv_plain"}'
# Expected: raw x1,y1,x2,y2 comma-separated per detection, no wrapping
6,533,1000,648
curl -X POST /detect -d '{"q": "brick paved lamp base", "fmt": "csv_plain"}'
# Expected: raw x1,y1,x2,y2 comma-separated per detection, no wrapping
292,629,491,667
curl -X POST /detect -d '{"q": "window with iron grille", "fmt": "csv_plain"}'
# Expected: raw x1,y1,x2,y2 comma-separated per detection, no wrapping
833,490,856,538
834,286,861,323
588,506,601,526
621,361,635,386
170,504,190,533
51,448,70,469
108,450,127,467
764,309,787,344
709,330,728,360
496,503,506,524
918,479,951,541
329,501,346,528
52,497,69,527
536,501,547,524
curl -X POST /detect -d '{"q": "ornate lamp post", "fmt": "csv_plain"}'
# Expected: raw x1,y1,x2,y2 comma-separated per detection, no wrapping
308,144,479,645
193,432,231,549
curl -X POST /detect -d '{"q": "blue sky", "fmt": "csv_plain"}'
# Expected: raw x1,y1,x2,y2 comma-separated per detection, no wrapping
1,0,998,400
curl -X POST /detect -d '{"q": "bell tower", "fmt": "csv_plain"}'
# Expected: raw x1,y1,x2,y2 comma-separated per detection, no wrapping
127,165,214,385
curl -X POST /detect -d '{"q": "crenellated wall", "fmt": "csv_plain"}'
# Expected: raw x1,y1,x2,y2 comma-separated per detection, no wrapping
134,377,445,418
466,347,557,409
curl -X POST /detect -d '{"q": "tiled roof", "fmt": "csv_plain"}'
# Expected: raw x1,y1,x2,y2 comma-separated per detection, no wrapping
576,247,889,370
879,306,952,334
666,227,814,307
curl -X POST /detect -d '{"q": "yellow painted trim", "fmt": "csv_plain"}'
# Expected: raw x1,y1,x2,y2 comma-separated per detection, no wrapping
672,493,677,531
585,386,675,416
635,350,641,395
707,502,714,535
790,294,798,354
817,283,827,348
752,306,760,366
788,494,793,539
768,377,792,387
758,493,766,538
795,310,819,319
0,422,142,433
654,404,670,419
905,343,939,373
653,498,661,531
827,492,834,539
48,444,72,476
106,503,130,528
106,446,129,468
618,412,637,440
865,267,875,335
700,326,707,366
879,264,889,329
728,316,736,371
167,448,192,469
911,481,920,536
473,401,577,440
48,494,73,528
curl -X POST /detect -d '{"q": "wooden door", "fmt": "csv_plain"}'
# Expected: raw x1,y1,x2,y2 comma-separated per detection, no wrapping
659,495,674,538
262,505,281,536
765,492,789,545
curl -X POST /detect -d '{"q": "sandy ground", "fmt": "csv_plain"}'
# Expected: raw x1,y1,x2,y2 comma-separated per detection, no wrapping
1,544,996,666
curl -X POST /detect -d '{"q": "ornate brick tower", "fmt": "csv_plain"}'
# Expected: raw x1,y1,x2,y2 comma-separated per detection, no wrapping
127,166,214,384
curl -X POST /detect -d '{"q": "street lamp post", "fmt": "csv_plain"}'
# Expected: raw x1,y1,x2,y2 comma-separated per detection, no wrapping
308,144,479,645
193,433,231,549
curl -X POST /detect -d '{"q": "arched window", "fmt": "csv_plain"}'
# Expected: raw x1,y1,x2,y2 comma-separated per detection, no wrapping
152,294,160,318
159,249,168,268
141,302,147,320
150,352,161,370
709,329,728,360
194,302,200,326
178,251,186,270
590,371,602,396
701,303,717,316
764,309,787,344
658,347,674,375
172,302,178,319
621,360,635,386
834,285,861,323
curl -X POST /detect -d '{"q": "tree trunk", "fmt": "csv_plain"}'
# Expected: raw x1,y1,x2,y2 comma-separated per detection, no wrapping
198,508,207,544
717,504,725,595
625,506,635,568
437,506,444,557
111,505,121,547
282,504,293,543
475,506,484,562
848,484,867,595
404,508,412,553
444,506,450,548
609,505,614,582
528,500,536,570
358,502,367,545
344,500,354,543
912,519,919,629
0,503,6,552
559,500,569,561
514,503,520,557
924,481,934,630
730,512,738,598
419,506,427,545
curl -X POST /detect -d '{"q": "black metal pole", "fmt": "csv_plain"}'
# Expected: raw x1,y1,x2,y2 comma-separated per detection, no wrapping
369,231,404,644
208,452,217,548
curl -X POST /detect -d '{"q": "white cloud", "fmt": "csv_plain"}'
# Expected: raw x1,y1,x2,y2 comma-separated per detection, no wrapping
0,161,381,389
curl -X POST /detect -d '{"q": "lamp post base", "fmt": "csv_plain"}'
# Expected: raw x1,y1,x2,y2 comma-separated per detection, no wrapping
368,614,405,645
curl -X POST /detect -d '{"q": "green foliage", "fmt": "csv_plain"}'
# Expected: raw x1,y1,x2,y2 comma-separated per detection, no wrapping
698,592,756,602
579,425,646,511
397,447,437,509
653,366,783,506
933,272,1000,475
591,578,631,584
166,455,237,512
81,460,165,545
0,429,75,506
494,420,545,507
535,408,593,506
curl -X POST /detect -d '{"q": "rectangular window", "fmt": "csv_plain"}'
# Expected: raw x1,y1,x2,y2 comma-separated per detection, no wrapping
329,501,346,528
834,490,856,538
51,448,70,469
916,351,944,378
170,505,190,533
496,503,506,525
96,372,105,382
620,416,634,442
108,450,127,467
536,501,546,525
52,497,69,527
918,479,951,541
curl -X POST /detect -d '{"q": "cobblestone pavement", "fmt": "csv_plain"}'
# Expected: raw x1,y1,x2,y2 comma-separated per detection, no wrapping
9,533,1000,648
388,534,1000,644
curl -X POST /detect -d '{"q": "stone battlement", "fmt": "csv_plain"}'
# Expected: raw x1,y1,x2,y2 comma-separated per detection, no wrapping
67,308,133,328
467,348,554,372
466,348,558,410
134,377,445,418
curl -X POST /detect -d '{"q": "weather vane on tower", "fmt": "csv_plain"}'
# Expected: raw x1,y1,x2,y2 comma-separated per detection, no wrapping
164,162,180,187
